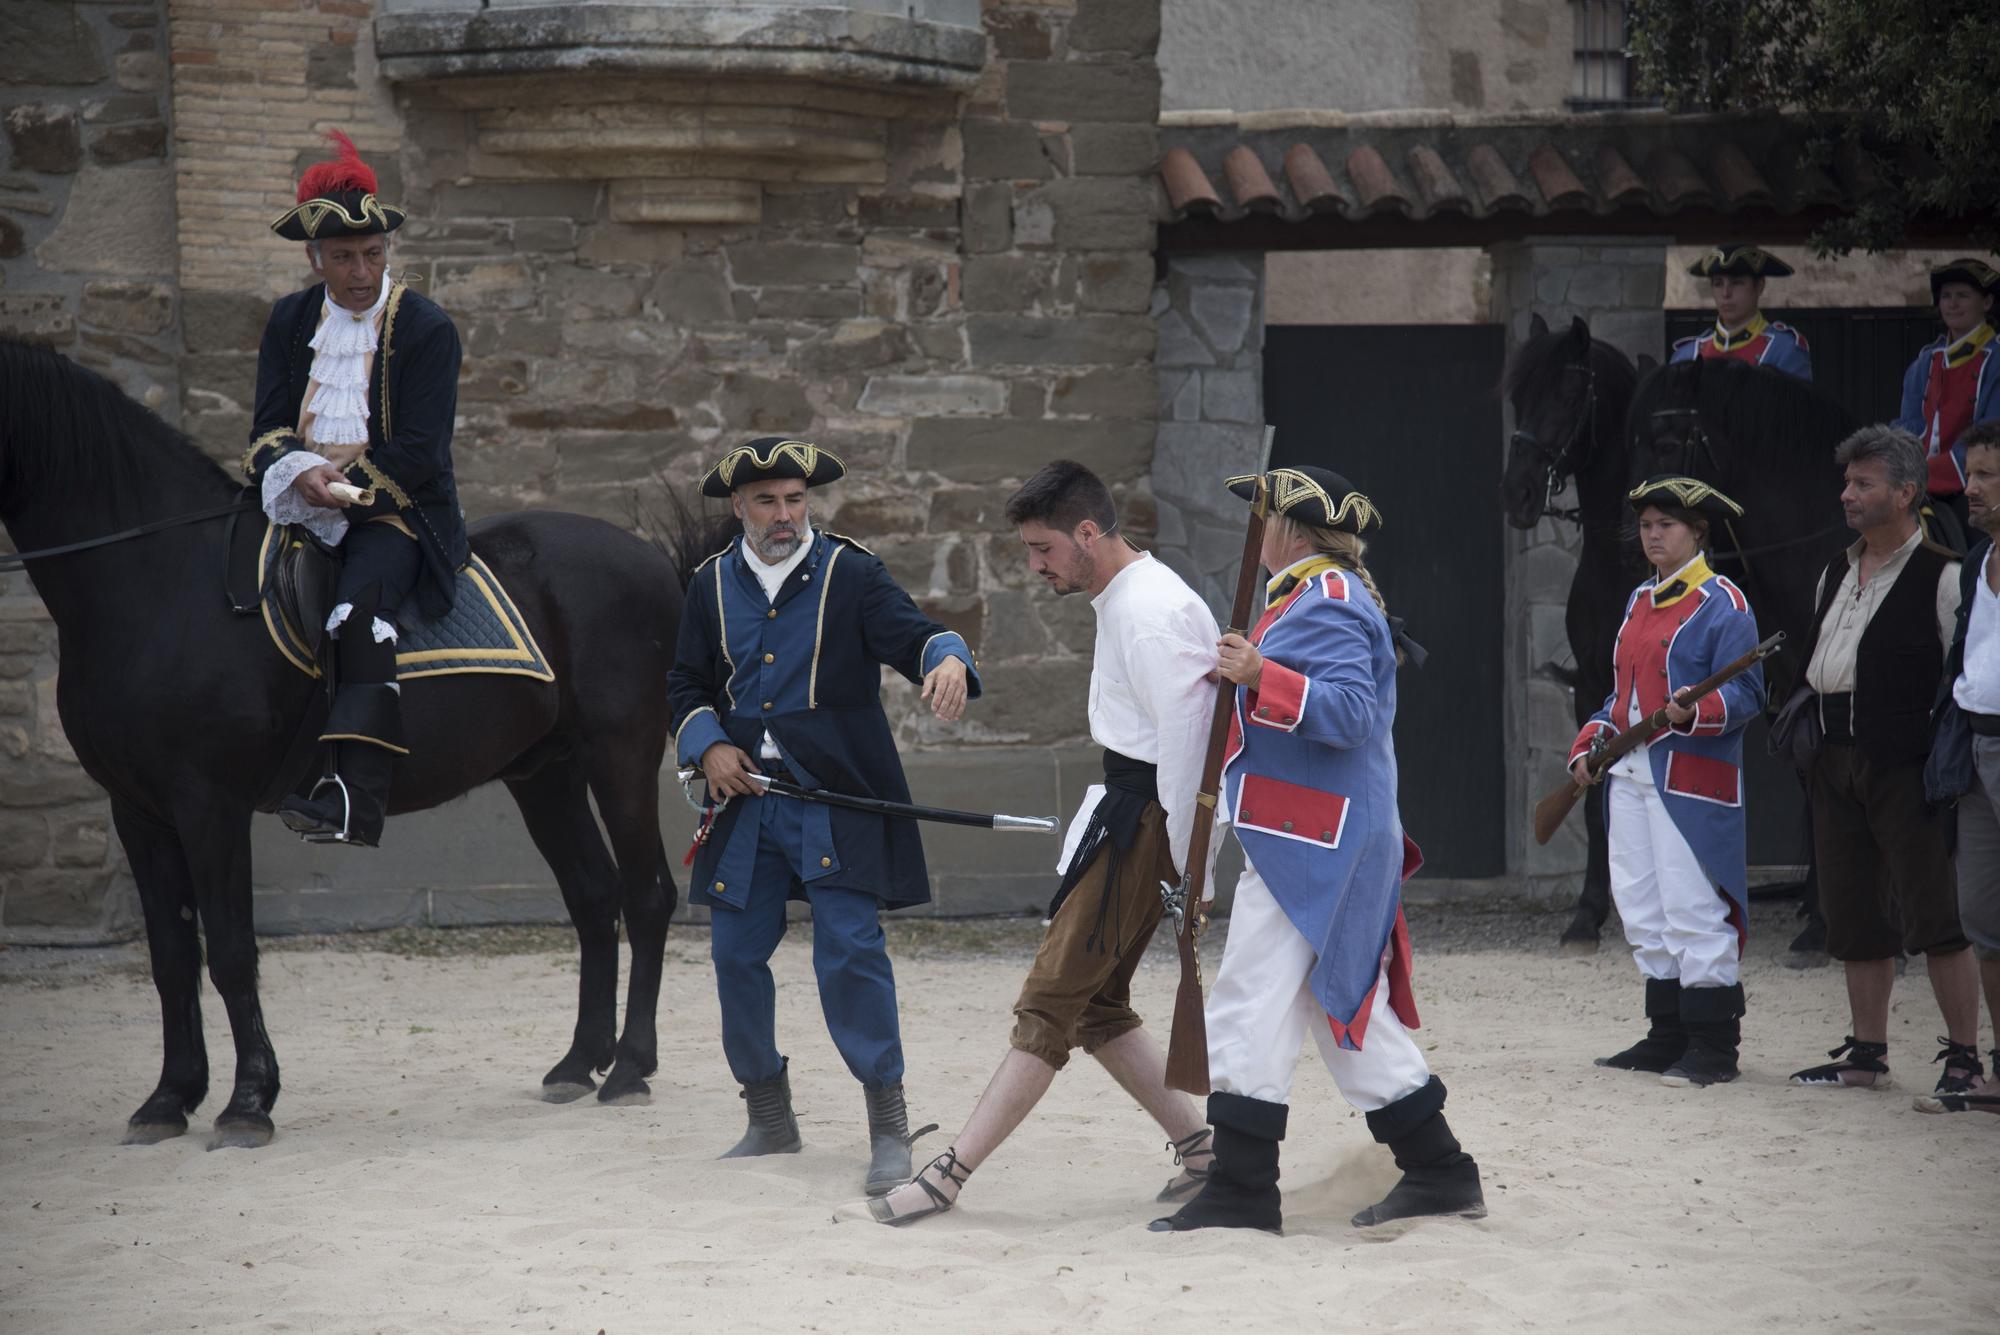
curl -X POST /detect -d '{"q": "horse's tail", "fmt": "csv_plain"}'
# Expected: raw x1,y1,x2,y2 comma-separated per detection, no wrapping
629,477,740,592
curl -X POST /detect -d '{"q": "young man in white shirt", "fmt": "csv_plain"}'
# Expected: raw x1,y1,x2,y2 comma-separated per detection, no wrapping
840,459,1221,1224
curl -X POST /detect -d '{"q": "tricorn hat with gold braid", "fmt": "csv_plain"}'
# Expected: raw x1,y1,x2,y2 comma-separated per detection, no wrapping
1627,474,1745,525
700,436,847,498
270,129,407,243
1225,465,1383,534
1929,257,2000,304
1686,243,1793,279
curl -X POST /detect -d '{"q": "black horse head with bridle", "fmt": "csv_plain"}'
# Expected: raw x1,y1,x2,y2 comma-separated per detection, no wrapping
1501,314,1639,530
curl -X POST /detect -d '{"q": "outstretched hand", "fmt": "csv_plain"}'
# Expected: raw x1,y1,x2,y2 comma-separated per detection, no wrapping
921,656,969,723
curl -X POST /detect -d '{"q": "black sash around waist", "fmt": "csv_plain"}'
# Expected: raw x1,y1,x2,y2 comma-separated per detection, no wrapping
1968,711,2000,738
1046,749,1159,954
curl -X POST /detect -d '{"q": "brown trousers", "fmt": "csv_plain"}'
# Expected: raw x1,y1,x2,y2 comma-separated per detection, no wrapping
1009,802,1175,1070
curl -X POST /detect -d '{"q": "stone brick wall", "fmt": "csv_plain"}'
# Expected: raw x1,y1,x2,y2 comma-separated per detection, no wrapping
1,0,181,934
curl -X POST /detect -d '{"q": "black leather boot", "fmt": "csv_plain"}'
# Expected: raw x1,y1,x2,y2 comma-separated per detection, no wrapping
1660,983,1744,1087
720,1058,803,1158
1352,1076,1486,1228
281,605,403,848
1596,977,1687,1072
862,1083,938,1196
1148,1092,1286,1234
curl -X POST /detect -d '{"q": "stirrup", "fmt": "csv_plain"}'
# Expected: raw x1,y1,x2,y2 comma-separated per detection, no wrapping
282,774,354,843
1157,1127,1214,1203
1790,1036,1890,1089
1931,1037,1985,1095
864,1147,972,1227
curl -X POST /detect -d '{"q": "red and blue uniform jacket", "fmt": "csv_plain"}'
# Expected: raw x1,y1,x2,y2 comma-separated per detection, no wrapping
1568,558,1765,938
1222,557,1423,1052
1669,315,1811,382
1893,325,2000,497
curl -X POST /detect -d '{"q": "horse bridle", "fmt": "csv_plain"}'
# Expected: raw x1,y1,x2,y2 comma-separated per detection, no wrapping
1642,406,1846,579
1511,359,1598,525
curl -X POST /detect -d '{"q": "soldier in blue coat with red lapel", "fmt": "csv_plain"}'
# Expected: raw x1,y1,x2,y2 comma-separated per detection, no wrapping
1671,243,1811,381
1154,466,1484,1236
668,438,980,1195
1570,477,1765,1088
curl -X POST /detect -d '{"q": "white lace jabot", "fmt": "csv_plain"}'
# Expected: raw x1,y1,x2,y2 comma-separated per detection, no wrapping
304,274,390,449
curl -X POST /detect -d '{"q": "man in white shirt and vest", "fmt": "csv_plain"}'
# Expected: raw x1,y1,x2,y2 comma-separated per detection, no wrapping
1789,425,1984,1100
841,459,1222,1225
1918,419,2000,1116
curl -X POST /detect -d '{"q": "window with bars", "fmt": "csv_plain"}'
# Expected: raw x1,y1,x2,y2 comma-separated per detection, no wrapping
1568,0,1656,110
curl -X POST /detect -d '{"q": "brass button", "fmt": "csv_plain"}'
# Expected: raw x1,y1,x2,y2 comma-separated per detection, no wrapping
1659,668,1668,677
1281,715,1294,724
1659,638,1669,647
1257,706,1270,717
767,608,777,619
1320,830,1334,842
801,574,811,583
762,701,773,710
714,881,725,892
1281,820,1293,832
763,653,774,664
1241,810,1252,822
819,856,831,868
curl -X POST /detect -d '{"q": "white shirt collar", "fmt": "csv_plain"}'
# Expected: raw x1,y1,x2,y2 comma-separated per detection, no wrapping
1090,550,1153,611
742,525,814,599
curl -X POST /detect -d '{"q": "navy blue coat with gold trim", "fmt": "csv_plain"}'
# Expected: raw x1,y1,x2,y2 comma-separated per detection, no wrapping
243,282,468,618
668,530,981,910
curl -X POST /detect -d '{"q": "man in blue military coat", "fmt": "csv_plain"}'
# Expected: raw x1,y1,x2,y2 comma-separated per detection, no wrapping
669,437,981,1194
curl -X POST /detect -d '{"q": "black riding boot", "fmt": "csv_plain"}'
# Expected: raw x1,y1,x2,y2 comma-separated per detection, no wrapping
281,601,403,847
1660,983,1744,1087
863,1083,938,1196
1596,977,1687,1073
721,1058,802,1158
1148,1092,1286,1234
1352,1076,1486,1228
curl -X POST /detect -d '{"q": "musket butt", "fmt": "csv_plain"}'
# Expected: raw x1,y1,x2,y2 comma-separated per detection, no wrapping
992,814,1059,832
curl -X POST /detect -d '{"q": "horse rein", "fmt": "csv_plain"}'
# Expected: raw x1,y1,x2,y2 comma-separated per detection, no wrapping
1511,360,1598,525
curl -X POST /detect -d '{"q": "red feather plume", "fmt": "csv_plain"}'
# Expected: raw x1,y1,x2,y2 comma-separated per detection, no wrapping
295,128,377,203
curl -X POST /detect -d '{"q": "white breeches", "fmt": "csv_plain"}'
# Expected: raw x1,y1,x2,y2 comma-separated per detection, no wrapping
1206,860,1431,1112
1605,763,1739,988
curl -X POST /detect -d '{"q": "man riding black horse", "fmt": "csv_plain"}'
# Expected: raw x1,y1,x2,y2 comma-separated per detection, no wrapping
243,129,467,847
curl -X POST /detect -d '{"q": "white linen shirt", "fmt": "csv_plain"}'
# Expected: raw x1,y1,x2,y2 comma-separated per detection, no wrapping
1954,546,2000,716
1058,551,1220,880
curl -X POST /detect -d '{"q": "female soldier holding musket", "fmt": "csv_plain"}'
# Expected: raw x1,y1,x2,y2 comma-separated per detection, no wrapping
1569,477,1766,1088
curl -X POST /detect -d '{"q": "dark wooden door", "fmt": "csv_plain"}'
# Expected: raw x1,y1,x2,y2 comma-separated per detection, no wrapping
1262,324,1507,878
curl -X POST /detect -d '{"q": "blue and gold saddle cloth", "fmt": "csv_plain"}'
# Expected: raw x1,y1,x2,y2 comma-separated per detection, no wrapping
259,523,555,683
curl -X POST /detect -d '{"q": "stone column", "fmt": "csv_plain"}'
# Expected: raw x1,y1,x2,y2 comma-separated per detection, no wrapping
1487,235,1666,884
1149,251,1265,615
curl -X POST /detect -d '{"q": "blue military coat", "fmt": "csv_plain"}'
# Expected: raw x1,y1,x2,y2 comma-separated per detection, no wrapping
1893,328,2000,493
668,530,979,910
1669,316,1812,382
1569,558,1766,935
1222,559,1423,1051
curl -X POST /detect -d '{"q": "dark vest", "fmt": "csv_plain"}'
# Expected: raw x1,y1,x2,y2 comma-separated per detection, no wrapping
1801,542,1951,764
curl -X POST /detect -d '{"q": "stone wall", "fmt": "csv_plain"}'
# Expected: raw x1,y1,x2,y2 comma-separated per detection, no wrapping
1,0,182,935
1149,252,1265,612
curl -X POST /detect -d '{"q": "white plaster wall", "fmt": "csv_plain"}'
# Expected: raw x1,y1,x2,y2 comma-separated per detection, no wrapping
1266,248,1491,325
1666,245,1975,311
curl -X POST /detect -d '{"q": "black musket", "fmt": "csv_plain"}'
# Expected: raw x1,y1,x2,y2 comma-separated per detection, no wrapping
676,767,1058,833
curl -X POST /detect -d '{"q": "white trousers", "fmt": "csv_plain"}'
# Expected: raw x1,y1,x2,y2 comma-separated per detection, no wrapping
1605,762,1739,988
1206,860,1431,1112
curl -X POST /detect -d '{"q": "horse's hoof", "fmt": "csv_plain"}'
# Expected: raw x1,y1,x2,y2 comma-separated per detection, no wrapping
123,1118,188,1146
208,1114,274,1151
597,1075,652,1107
1558,935,1599,956
541,1081,596,1104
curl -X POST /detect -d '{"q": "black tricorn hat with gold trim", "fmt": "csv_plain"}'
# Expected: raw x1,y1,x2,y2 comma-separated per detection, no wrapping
1686,243,1793,279
270,130,407,243
700,436,847,498
1225,465,1383,534
1929,257,2000,303
1628,474,1745,525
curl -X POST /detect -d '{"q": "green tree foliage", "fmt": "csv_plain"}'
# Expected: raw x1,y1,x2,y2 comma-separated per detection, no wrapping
1629,0,2000,255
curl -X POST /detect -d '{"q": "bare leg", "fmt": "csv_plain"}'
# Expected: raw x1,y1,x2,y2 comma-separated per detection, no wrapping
1983,958,2000,1048
1091,1028,1211,1189
1827,958,1897,1087
865,1048,1057,1220
1926,947,1981,1046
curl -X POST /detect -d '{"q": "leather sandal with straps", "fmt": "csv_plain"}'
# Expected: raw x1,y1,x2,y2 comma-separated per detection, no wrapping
857,1147,972,1227
1791,1036,1891,1089
1157,1127,1214,1203
1929,1037,1986,1095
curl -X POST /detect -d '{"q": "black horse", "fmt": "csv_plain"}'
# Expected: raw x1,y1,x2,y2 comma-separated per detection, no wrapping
0,338,689,1147
1502,314,1646,948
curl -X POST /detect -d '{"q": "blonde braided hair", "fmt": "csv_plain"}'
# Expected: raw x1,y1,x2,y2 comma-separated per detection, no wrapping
1274,515,1402,665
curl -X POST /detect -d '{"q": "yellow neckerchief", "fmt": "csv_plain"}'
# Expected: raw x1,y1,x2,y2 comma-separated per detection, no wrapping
1709,312,1769,353
1265,553,1341,608
1649,553,1715,609
1943,321,1997,369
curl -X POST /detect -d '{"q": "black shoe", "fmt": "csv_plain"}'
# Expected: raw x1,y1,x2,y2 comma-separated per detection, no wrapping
862,1082,938,1196
279,733,398,847
721,1058,803,1158
1660,984,1743,1087
1351,1076,1486,1228
1149,1092,1286,1234
1597,978,1686,1073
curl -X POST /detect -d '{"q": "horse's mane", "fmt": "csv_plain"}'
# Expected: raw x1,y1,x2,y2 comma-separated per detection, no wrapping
629,476,742,592
1627,357,1856,471
0,337,236,517
1501,325,1639,405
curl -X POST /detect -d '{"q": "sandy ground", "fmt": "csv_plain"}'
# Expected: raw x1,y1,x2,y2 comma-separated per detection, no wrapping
2,903,1995,1335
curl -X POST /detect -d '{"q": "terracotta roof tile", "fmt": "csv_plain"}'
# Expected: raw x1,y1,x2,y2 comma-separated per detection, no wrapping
1160,145,1222,214
1281,143,1342,212
1527,144,1590,210
1464,143,1530,212
1709,141,1772,207
1221,145,1282,212
1644,146,1712,209
1345,144,1409,213
1593,145,1648,203
1405,143,1468,213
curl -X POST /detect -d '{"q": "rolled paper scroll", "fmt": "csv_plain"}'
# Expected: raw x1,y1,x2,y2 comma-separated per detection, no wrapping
327,481,376,506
